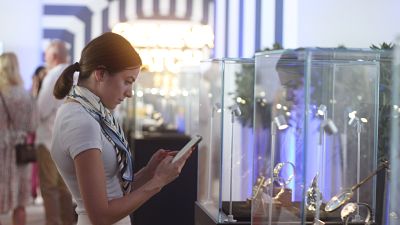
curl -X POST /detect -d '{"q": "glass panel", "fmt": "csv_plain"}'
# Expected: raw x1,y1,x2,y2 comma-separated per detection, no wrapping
253,49,381,225
127,71,199,138
177,66,201,135
198,59,255,223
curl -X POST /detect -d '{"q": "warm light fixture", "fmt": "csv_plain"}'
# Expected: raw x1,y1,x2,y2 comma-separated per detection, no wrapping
112,20,214,73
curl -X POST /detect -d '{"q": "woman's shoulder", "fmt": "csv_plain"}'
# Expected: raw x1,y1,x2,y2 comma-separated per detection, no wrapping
58,102,96,119
54,102,104,156
57,102,100,128
55,102,102,141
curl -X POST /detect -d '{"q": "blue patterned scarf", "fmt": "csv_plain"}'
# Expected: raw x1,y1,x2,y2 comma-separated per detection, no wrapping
68,85,133,194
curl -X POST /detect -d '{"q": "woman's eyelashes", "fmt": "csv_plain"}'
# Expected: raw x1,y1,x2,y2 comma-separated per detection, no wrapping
125,79,134,85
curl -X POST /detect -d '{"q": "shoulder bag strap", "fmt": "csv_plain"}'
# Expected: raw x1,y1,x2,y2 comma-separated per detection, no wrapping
0,91,13,128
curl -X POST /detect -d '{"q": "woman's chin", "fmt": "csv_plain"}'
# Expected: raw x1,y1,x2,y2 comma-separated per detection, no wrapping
104,103,118,110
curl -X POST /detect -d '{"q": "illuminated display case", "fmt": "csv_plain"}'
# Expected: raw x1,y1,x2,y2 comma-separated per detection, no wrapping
196,58,255,224
119,69,200,139
252,48,385,225
389,38,400,225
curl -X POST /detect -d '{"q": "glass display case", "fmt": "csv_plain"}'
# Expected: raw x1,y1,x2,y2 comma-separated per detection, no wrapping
252,48,384,225
389,37,400,225
119,69,200,139
196,58,255,224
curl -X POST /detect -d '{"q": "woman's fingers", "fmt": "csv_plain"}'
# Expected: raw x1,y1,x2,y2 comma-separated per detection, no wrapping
167,151,178,156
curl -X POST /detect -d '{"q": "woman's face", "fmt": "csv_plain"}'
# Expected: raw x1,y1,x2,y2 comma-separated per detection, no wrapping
98,67,140,110
285,80,304,106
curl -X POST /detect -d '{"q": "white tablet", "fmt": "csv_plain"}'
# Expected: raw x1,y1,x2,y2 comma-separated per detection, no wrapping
172,135,202,163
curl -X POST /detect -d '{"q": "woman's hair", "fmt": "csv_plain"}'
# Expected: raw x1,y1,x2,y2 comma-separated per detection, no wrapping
276,49,305,87
32,65,47,94
0,52,23,91
53,32,142,99
33,65,46,77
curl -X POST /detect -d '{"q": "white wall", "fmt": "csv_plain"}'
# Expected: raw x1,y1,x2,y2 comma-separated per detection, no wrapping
0,0,42,90
284,0,400,48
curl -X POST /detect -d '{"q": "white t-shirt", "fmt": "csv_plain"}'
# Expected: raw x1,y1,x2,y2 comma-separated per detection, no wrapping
50,102,124,215
36,64,68,149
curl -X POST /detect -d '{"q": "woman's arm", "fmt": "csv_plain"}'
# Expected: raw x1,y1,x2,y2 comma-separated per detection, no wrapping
74,148,189,225
131,166,152,190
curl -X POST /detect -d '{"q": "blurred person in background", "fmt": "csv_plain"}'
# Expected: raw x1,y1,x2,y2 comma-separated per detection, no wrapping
31,66,47,98
36,40,74,225
0,52,35,225
30,65,47,204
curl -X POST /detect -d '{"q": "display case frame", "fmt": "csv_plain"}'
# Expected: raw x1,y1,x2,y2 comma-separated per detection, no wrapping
389,37,400,225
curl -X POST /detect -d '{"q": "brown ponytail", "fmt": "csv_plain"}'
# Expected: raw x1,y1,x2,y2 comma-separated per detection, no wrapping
53,62,80,99
53,32,142,100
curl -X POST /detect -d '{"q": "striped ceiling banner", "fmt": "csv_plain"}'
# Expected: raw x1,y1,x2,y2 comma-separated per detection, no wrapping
42,0,213,61
42,0,283,60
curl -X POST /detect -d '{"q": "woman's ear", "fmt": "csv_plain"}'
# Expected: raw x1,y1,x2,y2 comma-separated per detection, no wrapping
94,69,105,82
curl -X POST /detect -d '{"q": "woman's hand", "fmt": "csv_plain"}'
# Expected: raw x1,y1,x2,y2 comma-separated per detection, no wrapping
144,149,177,177
152,147,194,186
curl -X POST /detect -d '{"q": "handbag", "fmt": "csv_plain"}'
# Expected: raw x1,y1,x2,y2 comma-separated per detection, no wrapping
0,91,36,165
15,142,36,164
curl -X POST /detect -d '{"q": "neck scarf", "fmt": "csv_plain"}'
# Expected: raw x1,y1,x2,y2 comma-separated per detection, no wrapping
68,85,133,194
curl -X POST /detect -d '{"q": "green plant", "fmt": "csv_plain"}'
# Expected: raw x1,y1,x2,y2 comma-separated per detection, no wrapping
370,42,395,161
234,64,255,127
370,42,394,50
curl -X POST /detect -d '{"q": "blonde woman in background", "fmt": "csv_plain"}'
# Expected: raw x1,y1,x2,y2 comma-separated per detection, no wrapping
0,52,35,225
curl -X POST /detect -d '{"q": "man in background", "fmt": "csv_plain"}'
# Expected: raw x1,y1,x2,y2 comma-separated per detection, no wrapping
36,40,74,225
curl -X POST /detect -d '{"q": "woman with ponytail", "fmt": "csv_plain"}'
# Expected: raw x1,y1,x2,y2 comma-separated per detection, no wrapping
50,32,192,225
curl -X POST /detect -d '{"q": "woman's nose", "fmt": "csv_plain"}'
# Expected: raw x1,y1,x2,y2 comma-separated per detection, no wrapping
124,86,133,98
125,89,133,98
